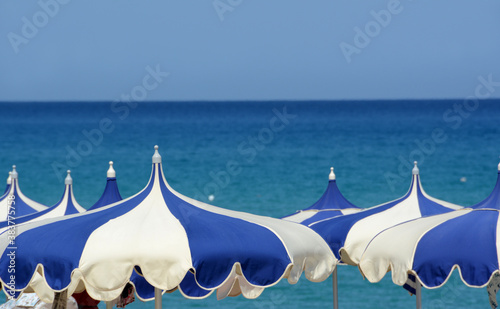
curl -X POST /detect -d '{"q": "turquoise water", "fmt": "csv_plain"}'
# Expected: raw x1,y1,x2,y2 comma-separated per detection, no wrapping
1,100,500,308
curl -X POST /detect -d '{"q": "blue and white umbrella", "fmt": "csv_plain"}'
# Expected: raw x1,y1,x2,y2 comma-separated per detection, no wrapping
309,162,462,266
282,167,362,309
0,165,48,220
0,146,335,304
359,162,500,309
282,167,362,225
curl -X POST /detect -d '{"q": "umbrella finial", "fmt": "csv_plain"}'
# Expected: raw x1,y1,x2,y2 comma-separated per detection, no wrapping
329,167,336,180
152,145,162,164
107,161,116,178
65,170,73,185
412,161,419,175
6,172,12,185
11,165,18,180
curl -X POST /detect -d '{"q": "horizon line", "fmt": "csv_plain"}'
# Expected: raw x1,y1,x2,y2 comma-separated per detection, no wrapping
1,98,500,104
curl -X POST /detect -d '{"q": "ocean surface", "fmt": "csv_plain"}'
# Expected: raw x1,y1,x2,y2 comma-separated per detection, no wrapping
1,100,500,308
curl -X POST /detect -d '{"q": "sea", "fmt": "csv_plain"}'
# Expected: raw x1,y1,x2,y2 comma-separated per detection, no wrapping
0,100,499,308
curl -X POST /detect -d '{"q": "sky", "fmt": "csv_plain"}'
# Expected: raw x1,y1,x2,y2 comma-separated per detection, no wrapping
0,1,499,101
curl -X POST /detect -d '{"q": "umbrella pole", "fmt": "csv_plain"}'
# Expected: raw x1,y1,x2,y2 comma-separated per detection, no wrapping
52,290,68,309
333,267,339,309
415,280,422,309
155,288,162,309
106,302,113,309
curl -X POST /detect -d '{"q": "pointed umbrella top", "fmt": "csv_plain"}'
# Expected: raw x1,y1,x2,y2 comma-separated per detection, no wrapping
152,145,161,164
65,170,72,185
282,167,361,225
11,165,18,180
302,167,359,212
329,167,336,180
0,165,48,219
87,162,123,211
107,161,116,178
58,170,85,215
412,161,419,175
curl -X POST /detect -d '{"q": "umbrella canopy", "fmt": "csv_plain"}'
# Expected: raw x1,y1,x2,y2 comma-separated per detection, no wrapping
309,162,462,266
0,146,335,303
50,170,86,215
87,161,122,211
282,167,362,225
360,162,500,288
0,165,48,220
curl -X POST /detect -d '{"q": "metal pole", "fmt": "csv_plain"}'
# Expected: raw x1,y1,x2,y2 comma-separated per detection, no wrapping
52,291,68,309
333,267,339,309
155,288,162,309
106,302,113,309
416,280,422,309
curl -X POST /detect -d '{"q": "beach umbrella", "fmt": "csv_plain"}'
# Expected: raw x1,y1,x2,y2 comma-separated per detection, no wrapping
0,146,336,307
282,167,362,309
359,162,500,309
308,162,462,268
2,172,11,197
0,165,48,220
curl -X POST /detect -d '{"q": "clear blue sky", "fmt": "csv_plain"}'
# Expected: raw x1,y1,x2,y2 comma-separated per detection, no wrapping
1,1,499,101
